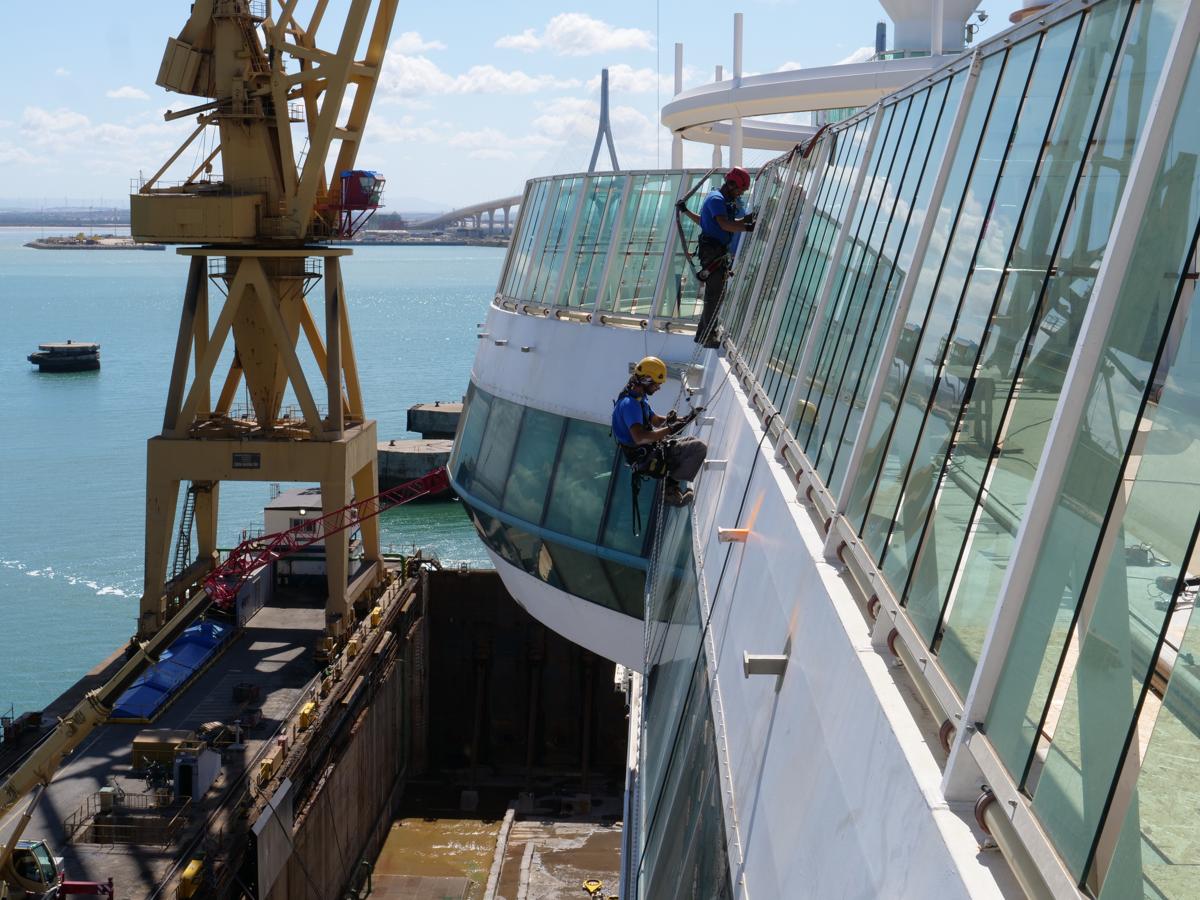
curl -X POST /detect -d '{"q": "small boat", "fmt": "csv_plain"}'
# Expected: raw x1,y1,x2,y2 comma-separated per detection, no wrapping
27,341,100,372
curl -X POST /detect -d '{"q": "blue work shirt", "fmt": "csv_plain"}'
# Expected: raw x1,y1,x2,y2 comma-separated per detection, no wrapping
612,393,655,446
699,189,744,254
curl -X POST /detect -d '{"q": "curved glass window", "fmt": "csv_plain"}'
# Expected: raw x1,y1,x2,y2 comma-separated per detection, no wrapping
450,384,655,618
500,169,737,324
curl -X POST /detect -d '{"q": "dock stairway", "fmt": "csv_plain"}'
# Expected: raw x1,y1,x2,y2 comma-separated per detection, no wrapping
171,485,197,580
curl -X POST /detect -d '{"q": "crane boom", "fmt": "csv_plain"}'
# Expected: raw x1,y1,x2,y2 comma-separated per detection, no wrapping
206,466,450,607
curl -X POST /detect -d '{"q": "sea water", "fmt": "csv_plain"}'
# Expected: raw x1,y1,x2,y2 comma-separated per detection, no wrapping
0,227,499,715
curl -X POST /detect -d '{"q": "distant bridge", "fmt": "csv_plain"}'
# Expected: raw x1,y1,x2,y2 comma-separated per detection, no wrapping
410,195,523,232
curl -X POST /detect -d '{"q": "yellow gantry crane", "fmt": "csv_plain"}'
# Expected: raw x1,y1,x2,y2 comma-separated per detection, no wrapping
132,0,399,640
2,2,400,893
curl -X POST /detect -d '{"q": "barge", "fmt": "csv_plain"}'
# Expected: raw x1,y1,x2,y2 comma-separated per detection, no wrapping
27,342,100,372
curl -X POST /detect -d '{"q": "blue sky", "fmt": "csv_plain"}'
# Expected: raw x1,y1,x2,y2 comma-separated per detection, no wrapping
0,1,1008,210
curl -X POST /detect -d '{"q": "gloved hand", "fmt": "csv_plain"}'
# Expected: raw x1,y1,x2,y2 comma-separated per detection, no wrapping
743,220,756,233
675,200,688,213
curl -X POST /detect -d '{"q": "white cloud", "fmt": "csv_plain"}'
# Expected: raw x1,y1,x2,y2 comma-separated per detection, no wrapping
496,14,653,57
21,107,90,140
380,55,579,97
448,127,556,160
532,97,654,145
586,65,671,95
390,31,446,53
837,47,876,65
0,142,36,165
778,47,873,72
495,29,541,53
106,86,149,100
54,67,70,77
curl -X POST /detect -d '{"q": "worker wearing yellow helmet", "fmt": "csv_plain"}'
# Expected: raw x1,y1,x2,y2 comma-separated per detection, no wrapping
612,356,707,507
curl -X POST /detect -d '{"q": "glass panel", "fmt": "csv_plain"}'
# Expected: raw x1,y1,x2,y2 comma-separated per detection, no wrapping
796,99,913,453
726,157,791,342
602,460,656,556
635,398,728,900
910,0,1135,689
542,419,613,542
642,506,701,799
575,178,625,310
513,180,557,301
816,77,958,501
641,665,732,900
1097,535,1200,898
658,170,725,321
528,177,583,305
470,394,522,508
844,53,1005,532
1023,38,1200,879
502,407,564,524
877,20,1078,609
502,181,545,297
984,0,1190,784
544,540,621,611
868,35,1041,583
604,174,682,315
604,559,648,619
761,118,874,409
449,385,492,496
466,505,523,569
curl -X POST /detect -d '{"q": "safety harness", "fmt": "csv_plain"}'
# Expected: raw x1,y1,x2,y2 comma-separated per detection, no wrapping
614,385,704,535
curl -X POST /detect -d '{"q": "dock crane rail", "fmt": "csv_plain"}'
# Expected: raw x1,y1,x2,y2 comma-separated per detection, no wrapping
0,466,451,896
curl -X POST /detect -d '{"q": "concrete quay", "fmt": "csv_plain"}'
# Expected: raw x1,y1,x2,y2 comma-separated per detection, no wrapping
378,438,454,493
406,402,462,439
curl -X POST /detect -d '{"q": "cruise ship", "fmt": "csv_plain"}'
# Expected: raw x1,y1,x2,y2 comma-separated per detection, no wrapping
450,0,1200,897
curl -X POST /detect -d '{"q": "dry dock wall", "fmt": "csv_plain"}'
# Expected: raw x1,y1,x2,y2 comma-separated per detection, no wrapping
263,618,415,899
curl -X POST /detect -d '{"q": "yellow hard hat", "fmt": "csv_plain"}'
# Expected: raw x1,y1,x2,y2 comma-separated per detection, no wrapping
634,356,667,384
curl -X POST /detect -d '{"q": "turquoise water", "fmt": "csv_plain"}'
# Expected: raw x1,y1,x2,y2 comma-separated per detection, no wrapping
0,228,497,715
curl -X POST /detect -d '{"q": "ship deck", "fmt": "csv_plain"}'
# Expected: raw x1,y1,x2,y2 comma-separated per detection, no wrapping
1,590,326,897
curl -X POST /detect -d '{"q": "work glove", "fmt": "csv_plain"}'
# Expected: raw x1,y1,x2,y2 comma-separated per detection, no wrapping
675,200,688,213
743,220,756,233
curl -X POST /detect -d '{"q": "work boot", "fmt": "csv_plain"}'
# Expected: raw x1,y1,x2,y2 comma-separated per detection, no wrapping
664,481,694,507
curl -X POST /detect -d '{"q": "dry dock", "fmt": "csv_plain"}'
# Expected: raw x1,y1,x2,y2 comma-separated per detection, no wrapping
0,565,625,899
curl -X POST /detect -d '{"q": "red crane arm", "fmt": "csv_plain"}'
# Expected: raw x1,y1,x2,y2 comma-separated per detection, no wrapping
204,467,451,608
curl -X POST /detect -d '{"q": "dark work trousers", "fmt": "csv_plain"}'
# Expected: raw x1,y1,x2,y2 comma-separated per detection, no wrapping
696,235,730,346
664,436,707,483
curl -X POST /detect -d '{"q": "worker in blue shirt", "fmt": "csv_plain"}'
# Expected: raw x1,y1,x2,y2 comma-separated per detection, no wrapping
678,166,756,348
612,356,706,507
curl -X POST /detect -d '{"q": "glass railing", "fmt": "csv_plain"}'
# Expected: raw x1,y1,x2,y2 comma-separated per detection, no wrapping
448,383,654,619
689,0,1200,894
497,169,740,329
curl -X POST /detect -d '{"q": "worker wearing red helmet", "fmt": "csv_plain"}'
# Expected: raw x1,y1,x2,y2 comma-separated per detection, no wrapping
678,166,756,348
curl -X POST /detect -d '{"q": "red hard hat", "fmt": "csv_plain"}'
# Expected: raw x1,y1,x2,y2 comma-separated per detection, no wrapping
725,166,751,191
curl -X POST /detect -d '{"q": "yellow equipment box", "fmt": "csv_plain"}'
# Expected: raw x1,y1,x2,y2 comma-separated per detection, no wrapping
131,729,195,769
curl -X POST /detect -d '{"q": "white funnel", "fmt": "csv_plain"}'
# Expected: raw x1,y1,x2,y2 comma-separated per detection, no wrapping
879,0,981,53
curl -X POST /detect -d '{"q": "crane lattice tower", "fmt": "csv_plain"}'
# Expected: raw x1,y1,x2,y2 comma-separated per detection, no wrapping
131,0,398,639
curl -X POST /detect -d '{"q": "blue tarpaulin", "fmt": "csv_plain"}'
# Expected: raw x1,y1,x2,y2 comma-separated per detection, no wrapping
111,620,233,720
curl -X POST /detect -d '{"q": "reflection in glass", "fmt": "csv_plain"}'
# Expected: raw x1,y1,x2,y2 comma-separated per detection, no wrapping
985,0,1191,785
845,53,1005,535
471,395,522,507
907,0,1135,691
542,419,614,543
503,407,564,523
